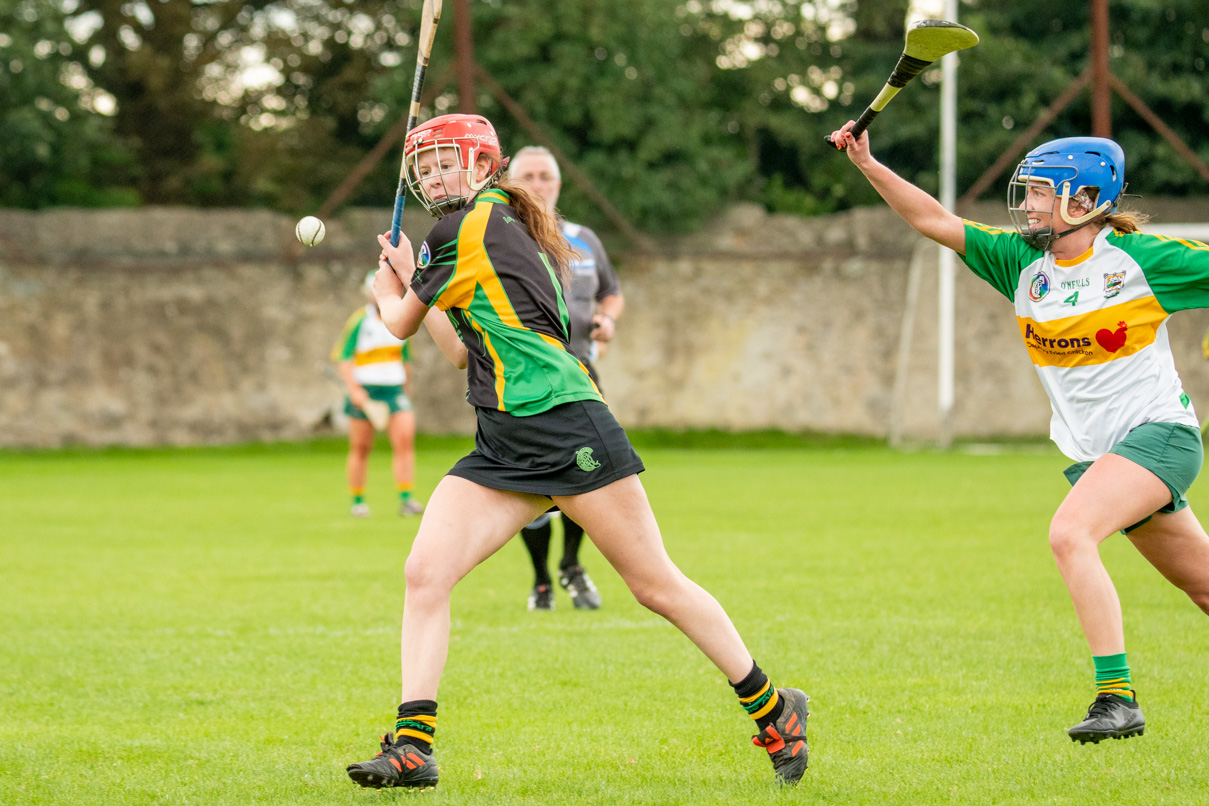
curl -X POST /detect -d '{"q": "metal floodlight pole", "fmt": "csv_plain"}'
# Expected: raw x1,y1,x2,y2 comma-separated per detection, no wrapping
1090,0,1111,137
453,0,475,112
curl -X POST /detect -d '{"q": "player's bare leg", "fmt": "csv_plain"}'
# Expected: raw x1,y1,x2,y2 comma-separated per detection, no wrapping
400,476,550,699
555,475,753,679
388,409,423,514
347,418,375,516
347,477,549,790
1127,506,1209,615
555,475,810,784
1050,453,1168,743
1050,454,1172,653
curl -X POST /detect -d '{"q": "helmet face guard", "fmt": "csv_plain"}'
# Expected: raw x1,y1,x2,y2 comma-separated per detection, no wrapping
1007,136,1125,250
403,114,503,217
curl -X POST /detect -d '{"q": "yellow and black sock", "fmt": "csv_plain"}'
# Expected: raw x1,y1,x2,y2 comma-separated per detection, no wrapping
396,700,437,752
731,661,784,730
1093,653,1134,700
351,487,365,505
397,482,413,504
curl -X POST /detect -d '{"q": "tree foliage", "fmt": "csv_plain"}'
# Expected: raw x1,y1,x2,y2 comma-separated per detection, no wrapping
0,0,137,206
3,0,1207,234
952,0,1209,204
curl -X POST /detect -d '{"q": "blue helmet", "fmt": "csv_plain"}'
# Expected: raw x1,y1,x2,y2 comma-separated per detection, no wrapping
1008,136,1126,249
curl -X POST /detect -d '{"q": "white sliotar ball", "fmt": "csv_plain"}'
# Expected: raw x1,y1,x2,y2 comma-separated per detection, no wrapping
295,215,325,246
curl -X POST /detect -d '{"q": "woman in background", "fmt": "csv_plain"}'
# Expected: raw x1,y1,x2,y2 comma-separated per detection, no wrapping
332,270,424,517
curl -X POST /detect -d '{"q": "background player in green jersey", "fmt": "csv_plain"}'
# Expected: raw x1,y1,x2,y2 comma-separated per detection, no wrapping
331,270,424,517
831,121,1209,744
344,114,810,791
509,145,625,612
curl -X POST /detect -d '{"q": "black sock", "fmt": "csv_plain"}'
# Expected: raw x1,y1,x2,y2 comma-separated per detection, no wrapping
730,661,784,731
559,515,586,571
521,520,553,587
395,699,437,752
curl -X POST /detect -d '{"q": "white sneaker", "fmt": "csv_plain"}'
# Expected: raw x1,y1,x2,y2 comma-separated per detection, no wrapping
350,502,370,517
399,499,425,516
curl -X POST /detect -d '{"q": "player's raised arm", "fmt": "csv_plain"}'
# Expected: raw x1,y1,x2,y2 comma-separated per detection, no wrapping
373,235,468,369
831,122,966,256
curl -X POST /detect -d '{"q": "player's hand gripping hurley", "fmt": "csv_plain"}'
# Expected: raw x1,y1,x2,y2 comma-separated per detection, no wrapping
825,20,978,150
389,0,444,248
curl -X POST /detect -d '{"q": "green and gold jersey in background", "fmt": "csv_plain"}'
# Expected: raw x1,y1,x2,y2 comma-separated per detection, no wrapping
410,188,602,416
330,304,411,386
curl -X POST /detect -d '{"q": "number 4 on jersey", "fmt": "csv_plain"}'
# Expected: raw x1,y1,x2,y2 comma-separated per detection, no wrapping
1063,291,1079,306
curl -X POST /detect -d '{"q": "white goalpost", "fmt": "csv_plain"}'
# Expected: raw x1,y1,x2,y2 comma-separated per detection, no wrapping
937,0,959,448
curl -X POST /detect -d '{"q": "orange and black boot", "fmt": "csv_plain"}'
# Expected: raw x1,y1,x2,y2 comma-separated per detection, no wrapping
346,732,438,790
752,688,810,785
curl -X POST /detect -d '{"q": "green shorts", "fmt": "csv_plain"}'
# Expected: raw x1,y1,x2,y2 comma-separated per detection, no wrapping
1063,421,1203,533
344,384,412,420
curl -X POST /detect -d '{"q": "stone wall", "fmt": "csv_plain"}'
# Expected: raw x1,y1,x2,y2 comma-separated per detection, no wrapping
2,200,1209,448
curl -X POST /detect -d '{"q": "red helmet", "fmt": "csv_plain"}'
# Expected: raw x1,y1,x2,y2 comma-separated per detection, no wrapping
403,114,504,217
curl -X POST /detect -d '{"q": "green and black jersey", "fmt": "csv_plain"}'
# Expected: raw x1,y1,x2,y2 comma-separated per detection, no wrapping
410,188,603,416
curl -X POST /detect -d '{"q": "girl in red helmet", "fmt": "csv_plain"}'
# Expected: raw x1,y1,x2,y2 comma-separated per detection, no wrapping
345,114,810,790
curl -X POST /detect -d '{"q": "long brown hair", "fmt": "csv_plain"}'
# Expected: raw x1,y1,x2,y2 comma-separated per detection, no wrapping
1103,207,1149,234
495,178,575,284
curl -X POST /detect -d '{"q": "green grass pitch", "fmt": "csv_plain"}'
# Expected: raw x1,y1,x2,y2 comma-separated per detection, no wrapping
2,436,1207,805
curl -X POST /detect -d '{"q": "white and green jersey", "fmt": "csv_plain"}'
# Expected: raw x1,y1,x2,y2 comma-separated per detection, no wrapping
331,305,411,387
962,222,1209,462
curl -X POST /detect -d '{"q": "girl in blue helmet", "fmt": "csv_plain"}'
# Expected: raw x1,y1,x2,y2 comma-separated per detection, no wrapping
831,121,1209,744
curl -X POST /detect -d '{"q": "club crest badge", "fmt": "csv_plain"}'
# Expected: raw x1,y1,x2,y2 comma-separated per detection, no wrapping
417,241,431,270
1104,271,1125,299
1029,270,1051,302
575,447,601,472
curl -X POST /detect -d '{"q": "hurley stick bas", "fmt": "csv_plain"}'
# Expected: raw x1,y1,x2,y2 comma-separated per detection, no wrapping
825,19,979,149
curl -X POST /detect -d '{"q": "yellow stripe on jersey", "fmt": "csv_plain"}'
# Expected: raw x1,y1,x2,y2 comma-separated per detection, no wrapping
530,330,599,396
577,358,602,397
963,220,1010,235
468,314,508,409
1147,232,1209,251
454,201,571,340
436,204,494,311
353,344,403,366
460,211,524,329
459,202,599,403
532,331,602,398
1017,295,1168,368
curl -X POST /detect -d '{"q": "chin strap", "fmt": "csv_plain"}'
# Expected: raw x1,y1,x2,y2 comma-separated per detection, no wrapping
1051,220,1097,243
1025,217,1105,250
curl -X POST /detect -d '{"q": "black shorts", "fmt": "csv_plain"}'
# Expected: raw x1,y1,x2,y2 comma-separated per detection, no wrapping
447,399,644,496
